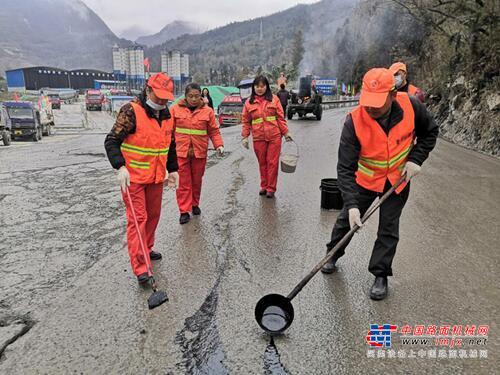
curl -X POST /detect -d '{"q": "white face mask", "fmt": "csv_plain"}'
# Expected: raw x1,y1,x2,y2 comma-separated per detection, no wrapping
394,75,404,88
146,98,167,111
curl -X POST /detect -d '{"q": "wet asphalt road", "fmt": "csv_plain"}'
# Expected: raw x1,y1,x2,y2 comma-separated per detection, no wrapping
0,102,498,374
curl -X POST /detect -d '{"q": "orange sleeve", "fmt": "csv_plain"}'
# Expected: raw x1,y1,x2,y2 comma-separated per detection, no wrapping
241,101,252,138
274,96,289,136
169,105,177,131
207,109,223,149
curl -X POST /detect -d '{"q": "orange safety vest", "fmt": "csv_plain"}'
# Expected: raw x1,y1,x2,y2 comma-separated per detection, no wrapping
408,84,419,96
120,102,173,184
351,92,415,194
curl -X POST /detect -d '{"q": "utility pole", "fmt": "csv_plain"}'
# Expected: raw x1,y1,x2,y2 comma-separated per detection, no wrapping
260,19,263,41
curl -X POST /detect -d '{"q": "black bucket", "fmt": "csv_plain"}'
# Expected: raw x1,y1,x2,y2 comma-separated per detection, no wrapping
320,178,343,210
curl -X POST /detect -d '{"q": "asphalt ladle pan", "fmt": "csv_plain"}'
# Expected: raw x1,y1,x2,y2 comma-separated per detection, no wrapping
255,176,406,334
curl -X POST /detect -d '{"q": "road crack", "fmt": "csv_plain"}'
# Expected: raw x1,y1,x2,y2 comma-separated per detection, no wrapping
0,314,36,360
174,157,245,374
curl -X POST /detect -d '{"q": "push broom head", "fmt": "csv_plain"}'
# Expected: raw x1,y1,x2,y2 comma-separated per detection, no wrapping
147,278,169,309
148,289,169,309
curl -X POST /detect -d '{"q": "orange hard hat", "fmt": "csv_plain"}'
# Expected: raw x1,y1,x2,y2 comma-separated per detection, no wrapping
359,68,396,108
147,73,174,100
389,62,407,75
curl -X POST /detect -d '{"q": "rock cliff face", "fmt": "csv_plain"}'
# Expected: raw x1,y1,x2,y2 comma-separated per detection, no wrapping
330,0,499,156
435,76,499,156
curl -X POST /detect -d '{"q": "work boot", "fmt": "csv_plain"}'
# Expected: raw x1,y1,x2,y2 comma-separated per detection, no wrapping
266,192,275,199
370,277,388,300
179,213,190,225
192,206,201,215
137,272,150,285
149,250,162,261
321,250,338,274
259,190,267,196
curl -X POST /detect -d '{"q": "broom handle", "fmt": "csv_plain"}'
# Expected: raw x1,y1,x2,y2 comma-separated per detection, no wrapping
125,188,154,279
286,176,406,301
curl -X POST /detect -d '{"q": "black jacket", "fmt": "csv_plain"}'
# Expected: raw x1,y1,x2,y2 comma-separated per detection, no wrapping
277,89,290,109
104,94,178,172
204,95,214,109
338,95,439,209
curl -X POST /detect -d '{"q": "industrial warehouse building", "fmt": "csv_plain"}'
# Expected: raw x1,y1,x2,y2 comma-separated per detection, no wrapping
5,66,116,92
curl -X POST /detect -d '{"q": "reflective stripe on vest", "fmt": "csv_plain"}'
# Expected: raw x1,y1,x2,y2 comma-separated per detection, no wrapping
175,127,208,136
357,162,374,177
121,142,169,156
351,92,415,194
129,160,150,170
359,144,412,170
252,116,277,125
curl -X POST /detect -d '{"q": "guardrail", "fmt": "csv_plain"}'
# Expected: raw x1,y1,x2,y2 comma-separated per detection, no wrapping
322,99,359,109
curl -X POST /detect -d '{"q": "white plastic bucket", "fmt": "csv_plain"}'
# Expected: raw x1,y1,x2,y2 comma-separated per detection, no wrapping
281,140,299,173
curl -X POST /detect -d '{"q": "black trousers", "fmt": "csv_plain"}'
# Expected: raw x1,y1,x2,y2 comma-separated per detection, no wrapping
326,181,410,277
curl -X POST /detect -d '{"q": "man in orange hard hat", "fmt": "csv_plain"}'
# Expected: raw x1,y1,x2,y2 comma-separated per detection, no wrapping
105,73,179,285
389,62,425,103
321,68,438,300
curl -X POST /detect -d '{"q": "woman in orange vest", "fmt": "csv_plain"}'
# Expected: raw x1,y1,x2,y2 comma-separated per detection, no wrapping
104,73,179,285
170,83,224,224
241,75,292,198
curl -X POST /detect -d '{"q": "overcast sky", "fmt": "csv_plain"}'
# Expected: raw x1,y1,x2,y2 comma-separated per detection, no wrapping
81,0,319,39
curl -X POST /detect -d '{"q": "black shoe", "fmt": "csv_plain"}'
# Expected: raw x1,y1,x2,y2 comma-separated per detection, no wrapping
266,192,275,198
150,250,162,261
137,272,150,285
259,190,267,196
370,277,388,300
192,206,201,215
179,213,190,225
321,257,338,274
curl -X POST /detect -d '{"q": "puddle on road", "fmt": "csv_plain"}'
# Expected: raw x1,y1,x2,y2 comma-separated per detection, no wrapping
263,337,289,375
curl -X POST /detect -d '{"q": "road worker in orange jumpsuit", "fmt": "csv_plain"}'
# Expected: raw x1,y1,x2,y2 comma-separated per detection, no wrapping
241,75,292,198
104,73,179,285
321,68,438,300
389,62,425,103
170,83,224,225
